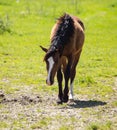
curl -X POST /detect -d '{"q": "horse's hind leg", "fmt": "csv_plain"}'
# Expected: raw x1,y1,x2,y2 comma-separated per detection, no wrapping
57,67,63,104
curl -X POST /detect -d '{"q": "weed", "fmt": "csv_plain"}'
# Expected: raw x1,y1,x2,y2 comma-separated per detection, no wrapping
86,121,112,130
87,123,99,130
0,15,12,34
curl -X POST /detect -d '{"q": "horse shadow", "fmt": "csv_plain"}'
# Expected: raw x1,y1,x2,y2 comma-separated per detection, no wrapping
68,99,107,108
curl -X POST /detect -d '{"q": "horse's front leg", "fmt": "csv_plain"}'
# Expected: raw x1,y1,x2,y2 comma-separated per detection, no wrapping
63,61,71,103
57,67,63,104
69,51,82,101
69,66,77,101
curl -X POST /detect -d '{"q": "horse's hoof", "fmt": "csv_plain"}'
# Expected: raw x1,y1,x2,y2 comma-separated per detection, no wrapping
62,97,68,103
69,99,74,103
57,98,63,104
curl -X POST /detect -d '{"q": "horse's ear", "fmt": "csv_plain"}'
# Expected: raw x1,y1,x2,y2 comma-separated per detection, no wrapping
40,46,48,53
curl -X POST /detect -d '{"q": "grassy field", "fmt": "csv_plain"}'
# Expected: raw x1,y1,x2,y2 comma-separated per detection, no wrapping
0,0,117,130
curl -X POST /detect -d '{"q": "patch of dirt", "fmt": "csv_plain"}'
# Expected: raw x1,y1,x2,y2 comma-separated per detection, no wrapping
0,78,117,130
0,92,42,105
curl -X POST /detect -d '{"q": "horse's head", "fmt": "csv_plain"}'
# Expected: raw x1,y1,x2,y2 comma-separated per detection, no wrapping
40,45,60,85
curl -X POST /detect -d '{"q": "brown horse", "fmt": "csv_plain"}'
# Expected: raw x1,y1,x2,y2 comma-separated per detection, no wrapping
40,13,85,104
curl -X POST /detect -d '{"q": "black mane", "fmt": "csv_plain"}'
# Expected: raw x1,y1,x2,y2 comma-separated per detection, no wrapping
52,13,74,47
45,13,74,60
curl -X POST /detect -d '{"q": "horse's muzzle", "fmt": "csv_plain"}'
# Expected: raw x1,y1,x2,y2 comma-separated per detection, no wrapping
46,79,54,86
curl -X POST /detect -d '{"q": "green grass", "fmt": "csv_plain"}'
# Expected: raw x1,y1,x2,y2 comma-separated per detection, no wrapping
31,117,51,129
0,121,9,129
0,0,117,129
0,0,116,95
59,125,74,130
87,121,112,130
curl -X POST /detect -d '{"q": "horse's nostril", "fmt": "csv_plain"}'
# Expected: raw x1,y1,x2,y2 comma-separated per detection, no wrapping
46,79,54,86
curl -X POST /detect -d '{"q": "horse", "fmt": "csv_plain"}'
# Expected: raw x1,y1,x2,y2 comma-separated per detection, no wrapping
40,13,85,104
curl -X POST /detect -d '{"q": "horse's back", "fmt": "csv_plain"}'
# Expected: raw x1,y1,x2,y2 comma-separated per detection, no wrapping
72,16,85,31
72,16,85,54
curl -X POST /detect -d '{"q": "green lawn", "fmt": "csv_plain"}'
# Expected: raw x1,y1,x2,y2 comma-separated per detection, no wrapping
0,0,117,129
0,0,116,95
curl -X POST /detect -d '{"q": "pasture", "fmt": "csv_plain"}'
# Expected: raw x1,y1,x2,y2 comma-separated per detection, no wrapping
0,0,117,129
